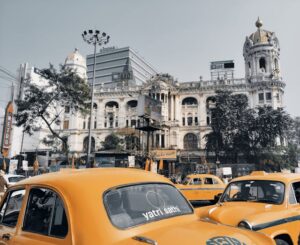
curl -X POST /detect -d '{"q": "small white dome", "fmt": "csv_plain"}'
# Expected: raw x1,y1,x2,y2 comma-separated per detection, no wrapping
65,48,86,68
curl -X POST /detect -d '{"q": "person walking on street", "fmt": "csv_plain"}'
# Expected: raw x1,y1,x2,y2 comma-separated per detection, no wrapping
33,158,39,176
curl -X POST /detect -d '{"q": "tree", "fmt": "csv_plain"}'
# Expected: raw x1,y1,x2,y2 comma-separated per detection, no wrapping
205,90,253,162
205,90,293,167
101,133,124,150
15,64,90,155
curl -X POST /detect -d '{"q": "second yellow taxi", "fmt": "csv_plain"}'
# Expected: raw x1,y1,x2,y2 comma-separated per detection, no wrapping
199,171,300,245
176,174,226,203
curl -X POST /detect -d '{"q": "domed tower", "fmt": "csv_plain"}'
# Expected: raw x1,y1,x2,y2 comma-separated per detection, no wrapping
243,18,285,108
65,48,87,80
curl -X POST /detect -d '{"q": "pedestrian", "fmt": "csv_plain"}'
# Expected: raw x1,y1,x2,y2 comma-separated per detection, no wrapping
0,170,8,201
33,158,39,176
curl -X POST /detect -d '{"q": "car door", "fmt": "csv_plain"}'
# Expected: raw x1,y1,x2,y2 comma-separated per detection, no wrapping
0,188,26,245
201,177,219,200
12,187,71,245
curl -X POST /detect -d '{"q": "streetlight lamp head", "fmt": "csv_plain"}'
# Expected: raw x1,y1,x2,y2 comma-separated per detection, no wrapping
95,30,100,34
102,32,106,37
83,31,87,35
89,30,93,34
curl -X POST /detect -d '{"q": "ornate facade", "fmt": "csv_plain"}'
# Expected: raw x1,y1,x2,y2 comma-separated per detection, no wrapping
60,19,285,166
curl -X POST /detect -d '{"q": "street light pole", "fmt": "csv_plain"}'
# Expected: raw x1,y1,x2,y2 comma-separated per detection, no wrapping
82,30,110,167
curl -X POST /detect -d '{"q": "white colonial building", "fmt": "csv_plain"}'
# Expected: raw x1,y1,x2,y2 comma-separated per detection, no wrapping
8,19,284,170
57,18,285,168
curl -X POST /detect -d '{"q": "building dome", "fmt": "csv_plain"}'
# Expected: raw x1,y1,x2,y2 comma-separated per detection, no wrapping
248,17,273,45
65,48,87,79
65,48,86,68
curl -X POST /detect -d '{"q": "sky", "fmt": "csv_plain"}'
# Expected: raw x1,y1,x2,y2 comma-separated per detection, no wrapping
0,0,299,116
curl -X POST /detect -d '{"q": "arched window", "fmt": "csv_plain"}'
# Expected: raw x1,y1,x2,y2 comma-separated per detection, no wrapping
259,57,266,72
183,133,198,150
206,96,216,109
127,100,138,108
83,136,95,153
105,101,119,108
182,97,198,105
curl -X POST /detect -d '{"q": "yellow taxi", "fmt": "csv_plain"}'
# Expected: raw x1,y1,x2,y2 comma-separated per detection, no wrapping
175,174,225,203
199,171,300,245
0,168,274,244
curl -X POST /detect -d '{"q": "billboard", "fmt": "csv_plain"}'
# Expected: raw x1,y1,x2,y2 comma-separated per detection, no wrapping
210,60,235,70
137,95,162,122
1,102,13,157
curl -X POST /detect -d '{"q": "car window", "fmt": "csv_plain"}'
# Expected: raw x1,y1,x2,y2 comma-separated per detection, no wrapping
0,189,25,227
289,185,297,204
221,180,285,204
290,182,300,204
192,178,201,185
104,183,193,229
204,178,213,184
23,188,68,238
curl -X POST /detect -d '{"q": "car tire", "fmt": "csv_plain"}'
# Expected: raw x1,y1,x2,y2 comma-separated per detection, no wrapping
275,238,290,245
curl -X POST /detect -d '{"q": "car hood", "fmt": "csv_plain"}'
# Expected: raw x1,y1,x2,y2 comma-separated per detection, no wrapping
201,202,280,227
130,218,274,245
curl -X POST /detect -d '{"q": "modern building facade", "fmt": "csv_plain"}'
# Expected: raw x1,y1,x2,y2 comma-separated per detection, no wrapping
86,46,158,88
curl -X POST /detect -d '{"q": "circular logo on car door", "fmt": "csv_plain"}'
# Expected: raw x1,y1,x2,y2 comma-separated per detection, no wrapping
206,236,246,245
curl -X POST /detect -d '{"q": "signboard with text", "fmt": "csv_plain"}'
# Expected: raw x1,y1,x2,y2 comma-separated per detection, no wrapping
1,102,13,157
152,150,177,160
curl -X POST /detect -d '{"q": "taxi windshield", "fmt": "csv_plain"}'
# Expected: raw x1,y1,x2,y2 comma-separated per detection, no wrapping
104,183,193,229
220,180,285,204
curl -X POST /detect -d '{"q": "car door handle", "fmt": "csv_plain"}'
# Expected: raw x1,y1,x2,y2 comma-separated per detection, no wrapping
2,233,11,240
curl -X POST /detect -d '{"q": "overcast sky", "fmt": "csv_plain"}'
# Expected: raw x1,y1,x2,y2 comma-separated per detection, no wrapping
0,0,299,116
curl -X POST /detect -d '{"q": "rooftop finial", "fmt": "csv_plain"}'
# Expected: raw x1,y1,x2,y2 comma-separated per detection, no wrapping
255,17,263,28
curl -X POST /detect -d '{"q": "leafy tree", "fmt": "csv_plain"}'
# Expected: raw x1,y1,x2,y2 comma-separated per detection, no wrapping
15,65,90,155
101,133,124,150
124,135,139,151
205,90,293,167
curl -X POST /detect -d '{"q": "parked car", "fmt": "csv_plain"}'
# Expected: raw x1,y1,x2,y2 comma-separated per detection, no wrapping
0,168,274,244
199,171,300,245
175,174,226,203
4,174,25,185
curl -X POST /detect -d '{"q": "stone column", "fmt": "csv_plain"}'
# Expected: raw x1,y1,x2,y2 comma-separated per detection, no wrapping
118,99,126,128
169,94,173,121
98,99,105,129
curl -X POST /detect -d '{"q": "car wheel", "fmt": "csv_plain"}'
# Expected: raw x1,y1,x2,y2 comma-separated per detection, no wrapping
275,238,290,245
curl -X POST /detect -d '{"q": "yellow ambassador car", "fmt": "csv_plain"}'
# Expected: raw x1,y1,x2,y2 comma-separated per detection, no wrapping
0,168,274,245
175,174,225,203
199,171,300,245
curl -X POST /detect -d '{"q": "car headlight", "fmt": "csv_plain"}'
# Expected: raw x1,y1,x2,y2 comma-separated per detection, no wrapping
238,220,252,230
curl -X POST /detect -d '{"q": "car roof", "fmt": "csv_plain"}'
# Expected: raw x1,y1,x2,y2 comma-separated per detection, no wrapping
186,174,220,179
232,171,300,183
14,168,172,192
